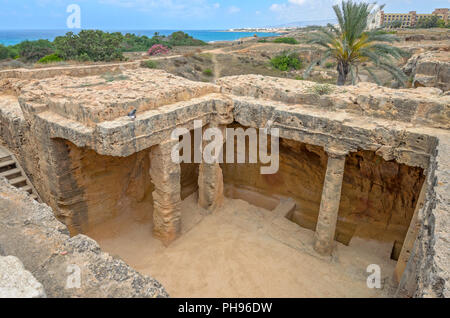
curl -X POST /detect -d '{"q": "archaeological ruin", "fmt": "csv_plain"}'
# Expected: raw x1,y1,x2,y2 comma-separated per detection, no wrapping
0,64,449,298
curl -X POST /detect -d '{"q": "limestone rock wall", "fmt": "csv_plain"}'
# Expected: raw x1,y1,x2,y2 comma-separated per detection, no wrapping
340,150,425,245
403,51,450,92
0,95,42,191
61,141,155,234
0,178,168,298
222,133,425,249
218,75,450,129
34,140,199,235
0,62,140,81
412,134,450,297
0,256,46,298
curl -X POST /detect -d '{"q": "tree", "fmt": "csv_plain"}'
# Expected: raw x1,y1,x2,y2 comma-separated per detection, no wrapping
416,15,443,29
15,40,55,63
0,44,18,60
304,1,408,86
54,30,124,62
389,20,403,29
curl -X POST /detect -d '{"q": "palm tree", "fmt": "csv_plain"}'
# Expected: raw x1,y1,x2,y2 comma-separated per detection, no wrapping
304,1,408,86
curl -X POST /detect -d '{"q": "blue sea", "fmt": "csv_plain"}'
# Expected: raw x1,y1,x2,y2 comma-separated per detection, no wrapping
0,30,281,46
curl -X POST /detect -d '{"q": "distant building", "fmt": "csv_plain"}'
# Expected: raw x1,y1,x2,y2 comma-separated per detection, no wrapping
379,8,449,28
367,8,383,30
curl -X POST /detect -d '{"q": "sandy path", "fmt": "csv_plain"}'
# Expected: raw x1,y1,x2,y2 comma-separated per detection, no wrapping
88,195,395,298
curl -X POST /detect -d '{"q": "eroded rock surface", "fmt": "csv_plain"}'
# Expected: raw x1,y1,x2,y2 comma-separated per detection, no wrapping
0,256,46,298
403,51,450,92
0,177,168,298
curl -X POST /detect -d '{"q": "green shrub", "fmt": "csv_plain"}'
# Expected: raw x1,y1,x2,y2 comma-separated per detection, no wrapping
324,62,336,69
376,30,396,35
77,53,90,62
120,31,206,52
415,15,444,29
101,72,129,82
15,40,55,62
0,45,8,60
257,39,268,43
142,60,158,69
168,31,207,46
270,52,302,71
203,68,213,76
388,20,402,29
6,30,207,64
273,37,299,45
308,84,334,96
295,75,303,80
121,33,161,52
54,30,124,62
37,53,63,64
0,44,19,60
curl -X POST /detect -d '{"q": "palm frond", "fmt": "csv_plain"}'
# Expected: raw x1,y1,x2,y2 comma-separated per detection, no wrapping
363,66,382,86
378,61,408,85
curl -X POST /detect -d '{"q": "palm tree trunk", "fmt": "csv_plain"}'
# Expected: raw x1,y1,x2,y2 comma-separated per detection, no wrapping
337,62,349,86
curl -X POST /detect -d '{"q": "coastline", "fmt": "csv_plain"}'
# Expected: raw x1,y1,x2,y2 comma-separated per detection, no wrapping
0,29,283,47
225,29,291,34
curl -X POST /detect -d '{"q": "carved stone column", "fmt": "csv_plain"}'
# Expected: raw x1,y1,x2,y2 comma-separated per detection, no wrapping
198,123,225,213
314,149,347,256
149,140,181,245
394,182,427,283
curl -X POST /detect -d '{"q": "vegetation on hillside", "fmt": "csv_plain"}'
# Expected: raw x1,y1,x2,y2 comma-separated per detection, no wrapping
54,31,124,62
385,16,449,29
0,30,207,63
0,44,17,60
141,60,158,69
147,44,170,56
273,37,299,45
415,15,449,29
1,40,55,63
270,52,302,71
305,1,409,86
37,53,63,64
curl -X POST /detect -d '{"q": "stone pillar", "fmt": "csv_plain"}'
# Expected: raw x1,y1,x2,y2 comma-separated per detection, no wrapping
33,122,87,234
314,150,347,256
198,123,225,213
394,182,427,283
149,140,181,245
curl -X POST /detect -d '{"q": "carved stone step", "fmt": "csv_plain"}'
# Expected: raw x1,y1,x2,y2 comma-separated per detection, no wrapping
10,176,27,186
0,168,21,178
20,185,33,194
0,160,15,169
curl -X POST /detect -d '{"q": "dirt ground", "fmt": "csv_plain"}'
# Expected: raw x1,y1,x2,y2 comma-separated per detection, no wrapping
87,193,397,298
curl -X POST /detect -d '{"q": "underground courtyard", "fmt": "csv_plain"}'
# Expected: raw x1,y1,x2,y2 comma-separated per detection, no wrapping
0,68,448,297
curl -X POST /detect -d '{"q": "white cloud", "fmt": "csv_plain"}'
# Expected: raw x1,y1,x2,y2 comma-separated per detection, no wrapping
270,0,307,13
228,6,241,14
270,3,286,12
288,0,307,5
269,0,339,22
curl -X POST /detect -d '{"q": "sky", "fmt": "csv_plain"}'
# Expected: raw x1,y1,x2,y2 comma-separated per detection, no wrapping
0,0,448,30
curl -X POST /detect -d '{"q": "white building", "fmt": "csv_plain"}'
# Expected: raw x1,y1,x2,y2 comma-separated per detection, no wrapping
367,7,383,30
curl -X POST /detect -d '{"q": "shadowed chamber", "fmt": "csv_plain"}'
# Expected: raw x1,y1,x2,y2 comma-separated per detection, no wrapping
221,129,425,260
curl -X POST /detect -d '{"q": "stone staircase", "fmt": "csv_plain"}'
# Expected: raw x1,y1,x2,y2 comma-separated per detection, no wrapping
0,146,41,202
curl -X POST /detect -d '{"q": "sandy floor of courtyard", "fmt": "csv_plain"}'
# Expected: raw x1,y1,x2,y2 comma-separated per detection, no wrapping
87,194,397,298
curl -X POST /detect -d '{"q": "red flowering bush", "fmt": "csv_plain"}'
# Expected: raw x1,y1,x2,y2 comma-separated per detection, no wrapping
147,44,170,56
